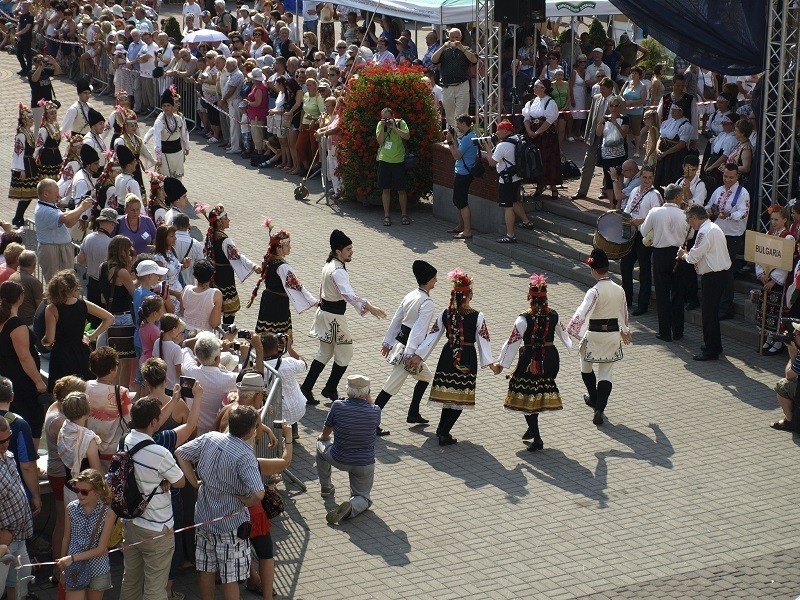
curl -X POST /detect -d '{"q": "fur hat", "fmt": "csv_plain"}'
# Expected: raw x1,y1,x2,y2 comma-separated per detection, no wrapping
79,143,100,165
115,144,136,168
412,260,437,285
329,229,352,252
585,248,609,270
76,78,91,94
163,177,187,205
87,107,105,127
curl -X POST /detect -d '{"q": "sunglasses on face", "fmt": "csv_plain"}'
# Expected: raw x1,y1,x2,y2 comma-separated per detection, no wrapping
74,487,93,496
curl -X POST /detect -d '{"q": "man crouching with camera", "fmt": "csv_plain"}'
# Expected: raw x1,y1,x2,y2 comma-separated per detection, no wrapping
770,319,800,432
479,120,535,244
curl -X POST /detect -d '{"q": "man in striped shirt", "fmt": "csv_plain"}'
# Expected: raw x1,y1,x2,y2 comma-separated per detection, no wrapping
119,397,186,600
317,374,381,524
176,405,265,599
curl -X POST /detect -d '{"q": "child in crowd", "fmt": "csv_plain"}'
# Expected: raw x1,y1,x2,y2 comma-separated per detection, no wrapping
152,313,187,390
138,295,166,367
132,259,169,387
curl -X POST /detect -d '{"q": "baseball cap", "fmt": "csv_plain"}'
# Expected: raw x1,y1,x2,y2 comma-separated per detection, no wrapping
135,260,168,277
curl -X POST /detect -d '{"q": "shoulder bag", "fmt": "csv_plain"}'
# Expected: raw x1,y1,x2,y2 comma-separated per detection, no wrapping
63,506,108,590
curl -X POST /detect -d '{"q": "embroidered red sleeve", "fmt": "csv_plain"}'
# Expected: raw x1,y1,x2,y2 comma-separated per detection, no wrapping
13,138,23,156
226,244,241,261
507,325,521,344
35,134,44,149
62,166,74,181
284,270,303,291
479,321,490,341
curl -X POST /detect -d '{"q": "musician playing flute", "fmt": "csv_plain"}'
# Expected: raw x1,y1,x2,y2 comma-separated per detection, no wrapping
639,183,690,342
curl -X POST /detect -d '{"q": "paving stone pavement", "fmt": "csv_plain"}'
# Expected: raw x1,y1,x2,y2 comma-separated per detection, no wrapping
2,56,800,599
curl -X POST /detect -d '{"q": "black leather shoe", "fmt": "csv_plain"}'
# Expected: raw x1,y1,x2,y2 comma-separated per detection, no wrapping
570,192,587,200
632,307,648,316
527,438,544,452
583,393,596,408
301,387,319,405
438,435,458,446
592,411,604,425
693,353,719,361
655,333,672,342
406,414,429,424
320,387,339,401
673,334,683,341
376,427,391,436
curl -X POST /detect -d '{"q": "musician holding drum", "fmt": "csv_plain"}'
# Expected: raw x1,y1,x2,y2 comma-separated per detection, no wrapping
620,165,662,316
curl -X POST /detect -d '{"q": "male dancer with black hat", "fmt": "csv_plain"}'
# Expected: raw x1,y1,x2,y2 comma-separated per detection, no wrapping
82,108,109,168
60,78,94,138
114,145,142,204
567,248,632,425
153,87,190,178
373,260,437,436
301,230,386,405
162,177,189,225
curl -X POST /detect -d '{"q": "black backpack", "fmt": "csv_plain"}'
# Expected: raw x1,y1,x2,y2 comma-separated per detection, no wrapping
106,439,159,519
504,135,542,182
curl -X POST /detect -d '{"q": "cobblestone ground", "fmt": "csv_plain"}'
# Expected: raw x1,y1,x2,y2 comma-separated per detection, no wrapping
1,56,799,599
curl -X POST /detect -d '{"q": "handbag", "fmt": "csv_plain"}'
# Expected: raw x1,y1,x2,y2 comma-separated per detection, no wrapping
63,506,107,590
152,66,164,78
261,483,284,519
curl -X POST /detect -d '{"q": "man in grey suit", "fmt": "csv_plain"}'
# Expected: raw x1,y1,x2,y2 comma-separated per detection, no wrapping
571,78,615,200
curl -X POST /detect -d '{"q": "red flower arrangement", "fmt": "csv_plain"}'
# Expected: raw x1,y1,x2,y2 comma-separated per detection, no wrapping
337,65,441,202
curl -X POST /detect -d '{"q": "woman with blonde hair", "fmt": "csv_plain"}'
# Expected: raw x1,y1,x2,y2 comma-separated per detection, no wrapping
46,376,88,573
642,109,661,168
57,393,102,503
55,468,117,599
43,270,114,391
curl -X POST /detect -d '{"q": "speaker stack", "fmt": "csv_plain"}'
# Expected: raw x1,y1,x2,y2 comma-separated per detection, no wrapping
494,0,546,24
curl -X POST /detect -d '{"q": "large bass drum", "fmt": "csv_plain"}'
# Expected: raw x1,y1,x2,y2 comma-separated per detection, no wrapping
592,210,637,260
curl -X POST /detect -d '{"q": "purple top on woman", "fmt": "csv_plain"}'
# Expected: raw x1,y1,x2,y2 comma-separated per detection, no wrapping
116,215,157,255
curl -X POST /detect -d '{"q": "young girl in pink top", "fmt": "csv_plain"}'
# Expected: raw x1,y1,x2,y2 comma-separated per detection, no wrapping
138,295,165,367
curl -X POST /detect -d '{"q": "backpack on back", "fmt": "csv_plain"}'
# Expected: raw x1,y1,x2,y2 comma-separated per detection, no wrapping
106,439,159,519
505,135,543,181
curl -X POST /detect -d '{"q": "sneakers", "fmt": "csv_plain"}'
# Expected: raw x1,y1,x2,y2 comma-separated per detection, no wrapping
326,500,352,524
320,485,335,498
496,234,517,244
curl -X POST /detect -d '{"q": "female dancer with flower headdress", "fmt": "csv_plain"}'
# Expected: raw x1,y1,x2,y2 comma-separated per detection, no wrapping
152,86,190,179
492,274,571,450
107,89,132,146
415,268,493,446
57,134,84,201
248,218,317,338
33,100,63,181
8,103,39,227
201,204,262,324
113,108,155,203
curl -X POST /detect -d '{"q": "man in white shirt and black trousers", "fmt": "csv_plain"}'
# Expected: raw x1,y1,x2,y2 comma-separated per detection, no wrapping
676,154,708,311
640,184,690,342
677,205,732,361
621,165,662,316
703,163,750,320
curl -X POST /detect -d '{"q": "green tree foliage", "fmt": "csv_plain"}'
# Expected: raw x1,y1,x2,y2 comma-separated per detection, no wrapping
163,17,183,45
588,18,607,51
638,37,671,78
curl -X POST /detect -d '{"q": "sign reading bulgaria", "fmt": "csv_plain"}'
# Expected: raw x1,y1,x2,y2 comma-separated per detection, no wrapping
744,230,795,272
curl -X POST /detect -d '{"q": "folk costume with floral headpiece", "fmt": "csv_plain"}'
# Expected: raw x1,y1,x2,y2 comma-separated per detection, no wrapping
152,86,190,179
33,99,63,180
9,103,38,226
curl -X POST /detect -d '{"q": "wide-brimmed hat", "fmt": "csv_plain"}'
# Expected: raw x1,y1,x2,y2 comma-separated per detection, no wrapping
97,208,119,222
249,67,265,81
237,372,266,391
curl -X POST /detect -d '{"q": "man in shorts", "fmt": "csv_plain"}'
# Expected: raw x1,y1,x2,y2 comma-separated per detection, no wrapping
770,322,800,432
376,107,411,226
479,120,534,243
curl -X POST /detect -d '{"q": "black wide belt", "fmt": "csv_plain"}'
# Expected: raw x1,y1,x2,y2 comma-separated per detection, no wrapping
395,324,411,345
161,139,182,153
441,80,467,87
320,299,346,315
588,319,619,332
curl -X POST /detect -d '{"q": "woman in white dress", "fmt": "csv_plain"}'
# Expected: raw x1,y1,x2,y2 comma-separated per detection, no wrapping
152,87,190,179
568,53,588,140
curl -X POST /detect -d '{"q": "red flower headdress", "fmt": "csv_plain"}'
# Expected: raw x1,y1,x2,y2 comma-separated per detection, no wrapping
767,204,783,215
247,217,291,307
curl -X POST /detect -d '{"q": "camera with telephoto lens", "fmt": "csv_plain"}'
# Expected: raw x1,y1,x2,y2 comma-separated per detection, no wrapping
472,134,498,147
773,318,800,345
237,329,252,340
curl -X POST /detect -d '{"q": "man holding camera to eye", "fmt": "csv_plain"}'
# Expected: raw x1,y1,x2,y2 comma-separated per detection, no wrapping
262,332,307,441
29,53,62,127
376,107,411,226
430,28,477,128
479,120,535,244
770,321,800,432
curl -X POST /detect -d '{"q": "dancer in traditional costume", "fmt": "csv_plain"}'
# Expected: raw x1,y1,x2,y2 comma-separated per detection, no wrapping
247,218,317,337
757,205,794,355
33,100,63,180
82,108,109,168
114,145,142,204
567,248,632,426
9,103,38,227
60,78,94,138
300,229,386,405
56,134,83,204
373,260,438,436
113,109,155,203
107,89,132,146
202,204,261,324
415,268,493,446
493,274,571,451
153,86,190,179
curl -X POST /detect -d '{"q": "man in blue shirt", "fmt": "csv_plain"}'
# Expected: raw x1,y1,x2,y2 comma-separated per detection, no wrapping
316,374,381,524
34,178,93,283
421,31,441,71
0,377,41,516
445,114,479,240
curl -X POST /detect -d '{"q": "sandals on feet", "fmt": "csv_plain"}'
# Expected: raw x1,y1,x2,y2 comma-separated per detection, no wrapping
453,232,472,239
401,215,411,225
383,216,392,226
770,419,794,431
519,221,535,230
447,227,463,234
496,234,517,244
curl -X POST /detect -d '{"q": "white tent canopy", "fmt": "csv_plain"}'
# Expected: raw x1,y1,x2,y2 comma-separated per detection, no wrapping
338,0,621,26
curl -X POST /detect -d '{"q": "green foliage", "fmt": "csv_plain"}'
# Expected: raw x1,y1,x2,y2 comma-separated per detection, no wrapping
163,17,183,45
588,19,607,52
556,29,572,47
638,37,671,78
338,65,440,201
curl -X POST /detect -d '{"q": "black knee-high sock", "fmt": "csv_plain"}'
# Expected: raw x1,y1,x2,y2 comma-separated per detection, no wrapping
374,390,392,410
523,413,540,440
12,200,31,225
437,408,462,437
596,381,613,414
407,381,429,417
302,359,326,391
581,371,597,400
322,362,347,397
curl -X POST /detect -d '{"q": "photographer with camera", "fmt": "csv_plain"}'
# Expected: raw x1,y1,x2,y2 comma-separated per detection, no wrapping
376,107,411,226
445,114,478,240
770,321,800,432
479,121,535,244
430,28,477,128
28,53,62,128
261,332,307,440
